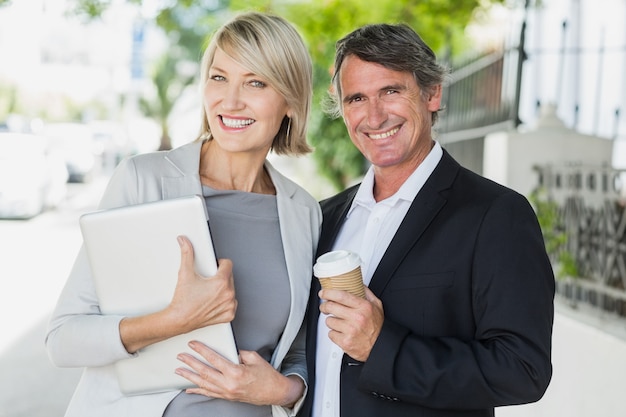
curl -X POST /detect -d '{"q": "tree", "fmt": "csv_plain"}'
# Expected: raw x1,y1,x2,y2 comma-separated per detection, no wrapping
137,1,226,150
138,52,195,151
279,0,506,189
68,0,506,186
68,0,227,151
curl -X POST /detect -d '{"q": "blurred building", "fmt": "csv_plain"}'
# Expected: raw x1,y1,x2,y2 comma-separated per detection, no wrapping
0,0,164,151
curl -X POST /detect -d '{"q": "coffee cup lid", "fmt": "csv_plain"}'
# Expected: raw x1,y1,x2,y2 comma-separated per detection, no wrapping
313,250,361,278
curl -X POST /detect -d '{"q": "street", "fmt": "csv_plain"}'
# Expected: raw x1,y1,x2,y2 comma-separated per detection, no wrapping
0,176,108,417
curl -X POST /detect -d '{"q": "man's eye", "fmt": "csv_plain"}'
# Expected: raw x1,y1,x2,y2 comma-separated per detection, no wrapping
385,89,398,95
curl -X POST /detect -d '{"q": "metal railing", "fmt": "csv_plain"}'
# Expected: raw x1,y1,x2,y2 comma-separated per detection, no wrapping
535,164,626,316
440,47,523,143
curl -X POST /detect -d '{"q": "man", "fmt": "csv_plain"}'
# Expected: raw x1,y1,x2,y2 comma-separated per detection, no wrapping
300,23,555,417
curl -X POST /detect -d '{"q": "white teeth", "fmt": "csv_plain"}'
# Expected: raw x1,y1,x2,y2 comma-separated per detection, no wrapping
222,117,254,128
368,127,399,139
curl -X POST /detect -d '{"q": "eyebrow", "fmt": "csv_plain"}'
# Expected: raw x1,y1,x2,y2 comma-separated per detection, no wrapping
342,83,407,103
209,65,225,72
209,65,258,78
380,83,407,92
342,92,362,104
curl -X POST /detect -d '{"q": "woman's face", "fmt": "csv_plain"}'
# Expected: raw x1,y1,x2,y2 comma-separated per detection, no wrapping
204,48,290,156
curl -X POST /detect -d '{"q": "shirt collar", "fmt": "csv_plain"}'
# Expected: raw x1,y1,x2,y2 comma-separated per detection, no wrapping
348,141,443,215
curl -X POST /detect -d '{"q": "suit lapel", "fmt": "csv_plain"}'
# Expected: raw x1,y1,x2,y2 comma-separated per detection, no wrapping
310,186,358,311
317,186,358,256
368,151,460,295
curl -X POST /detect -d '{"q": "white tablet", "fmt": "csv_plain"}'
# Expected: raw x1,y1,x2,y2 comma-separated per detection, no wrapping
79,194,239,395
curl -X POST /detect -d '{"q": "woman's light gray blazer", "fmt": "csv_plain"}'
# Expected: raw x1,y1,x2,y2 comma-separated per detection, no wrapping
46,140,322,417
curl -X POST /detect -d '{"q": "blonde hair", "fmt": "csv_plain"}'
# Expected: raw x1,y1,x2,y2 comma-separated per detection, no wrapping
197,12,313,155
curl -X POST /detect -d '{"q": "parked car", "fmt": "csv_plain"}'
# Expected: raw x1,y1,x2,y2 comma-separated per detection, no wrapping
0,132,69,219
88,120,133,173
42,123,99,183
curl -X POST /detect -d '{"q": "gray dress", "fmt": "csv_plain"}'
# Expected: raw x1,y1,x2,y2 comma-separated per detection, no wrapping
163,186,291,417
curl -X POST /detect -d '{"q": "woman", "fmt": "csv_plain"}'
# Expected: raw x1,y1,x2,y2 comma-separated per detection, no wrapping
46,12,321,417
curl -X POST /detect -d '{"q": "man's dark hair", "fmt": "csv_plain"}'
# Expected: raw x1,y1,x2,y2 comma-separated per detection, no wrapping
327,23,448,125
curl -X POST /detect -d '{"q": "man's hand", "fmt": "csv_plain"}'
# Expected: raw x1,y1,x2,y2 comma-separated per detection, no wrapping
319,286,384,361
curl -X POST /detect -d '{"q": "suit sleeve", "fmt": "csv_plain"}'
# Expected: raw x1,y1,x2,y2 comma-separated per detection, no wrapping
357,191,555,409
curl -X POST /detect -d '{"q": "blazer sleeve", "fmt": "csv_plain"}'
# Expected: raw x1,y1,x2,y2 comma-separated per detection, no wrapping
357,190,555,409
45,157,142,367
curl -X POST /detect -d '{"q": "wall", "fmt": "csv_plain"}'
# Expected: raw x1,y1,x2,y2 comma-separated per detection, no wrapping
483,104,614,198
497,300,626,417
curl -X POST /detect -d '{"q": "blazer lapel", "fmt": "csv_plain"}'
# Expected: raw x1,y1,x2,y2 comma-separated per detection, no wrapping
161,140,205,204
265,161,314,365
368,151,460,295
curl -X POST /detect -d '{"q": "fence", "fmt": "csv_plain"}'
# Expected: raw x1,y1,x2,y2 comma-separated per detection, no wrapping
440,46,523,142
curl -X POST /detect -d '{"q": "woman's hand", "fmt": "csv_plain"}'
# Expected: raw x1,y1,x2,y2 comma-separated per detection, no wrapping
119,236,237,353
166,235,237,333
176,341,305,408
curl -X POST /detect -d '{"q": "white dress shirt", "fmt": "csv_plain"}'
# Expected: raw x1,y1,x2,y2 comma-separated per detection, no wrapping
312,142,443,417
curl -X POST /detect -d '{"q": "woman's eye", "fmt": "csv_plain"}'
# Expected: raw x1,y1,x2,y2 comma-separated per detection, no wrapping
210,75,225,82
249,80,266,88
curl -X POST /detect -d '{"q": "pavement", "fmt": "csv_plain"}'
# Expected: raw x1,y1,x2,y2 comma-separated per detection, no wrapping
4,301,626,417
0,177,106,417
0,314,82,417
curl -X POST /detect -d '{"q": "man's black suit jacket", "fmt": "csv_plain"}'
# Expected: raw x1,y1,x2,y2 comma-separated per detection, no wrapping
300,150,555,417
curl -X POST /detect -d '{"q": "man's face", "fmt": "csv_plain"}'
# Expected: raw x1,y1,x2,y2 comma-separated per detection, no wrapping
339,55,441,174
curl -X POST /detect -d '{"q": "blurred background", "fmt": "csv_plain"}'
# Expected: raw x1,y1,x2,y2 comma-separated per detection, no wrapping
1,0,625,416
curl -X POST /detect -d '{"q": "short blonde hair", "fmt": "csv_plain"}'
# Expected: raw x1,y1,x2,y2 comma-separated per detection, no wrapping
197,12,313,155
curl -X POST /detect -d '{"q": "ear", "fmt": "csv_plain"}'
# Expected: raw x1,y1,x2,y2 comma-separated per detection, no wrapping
427,84,443,112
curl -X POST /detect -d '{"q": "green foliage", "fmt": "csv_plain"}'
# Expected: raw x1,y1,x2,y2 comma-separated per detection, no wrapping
138,52,196,150
529,187,579,279
67,0,112,20
66,0,507,189
278,0,504,190
155,0,229,61
0,82,17,118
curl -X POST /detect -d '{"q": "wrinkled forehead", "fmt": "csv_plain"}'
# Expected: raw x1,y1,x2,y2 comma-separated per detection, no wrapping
337,55,418,93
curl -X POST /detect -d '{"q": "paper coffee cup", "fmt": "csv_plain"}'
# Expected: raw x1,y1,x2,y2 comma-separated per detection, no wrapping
313,250,365,298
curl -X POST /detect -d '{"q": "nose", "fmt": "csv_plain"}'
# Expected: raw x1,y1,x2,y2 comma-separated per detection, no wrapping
366,98,387,129
221,84,244,111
